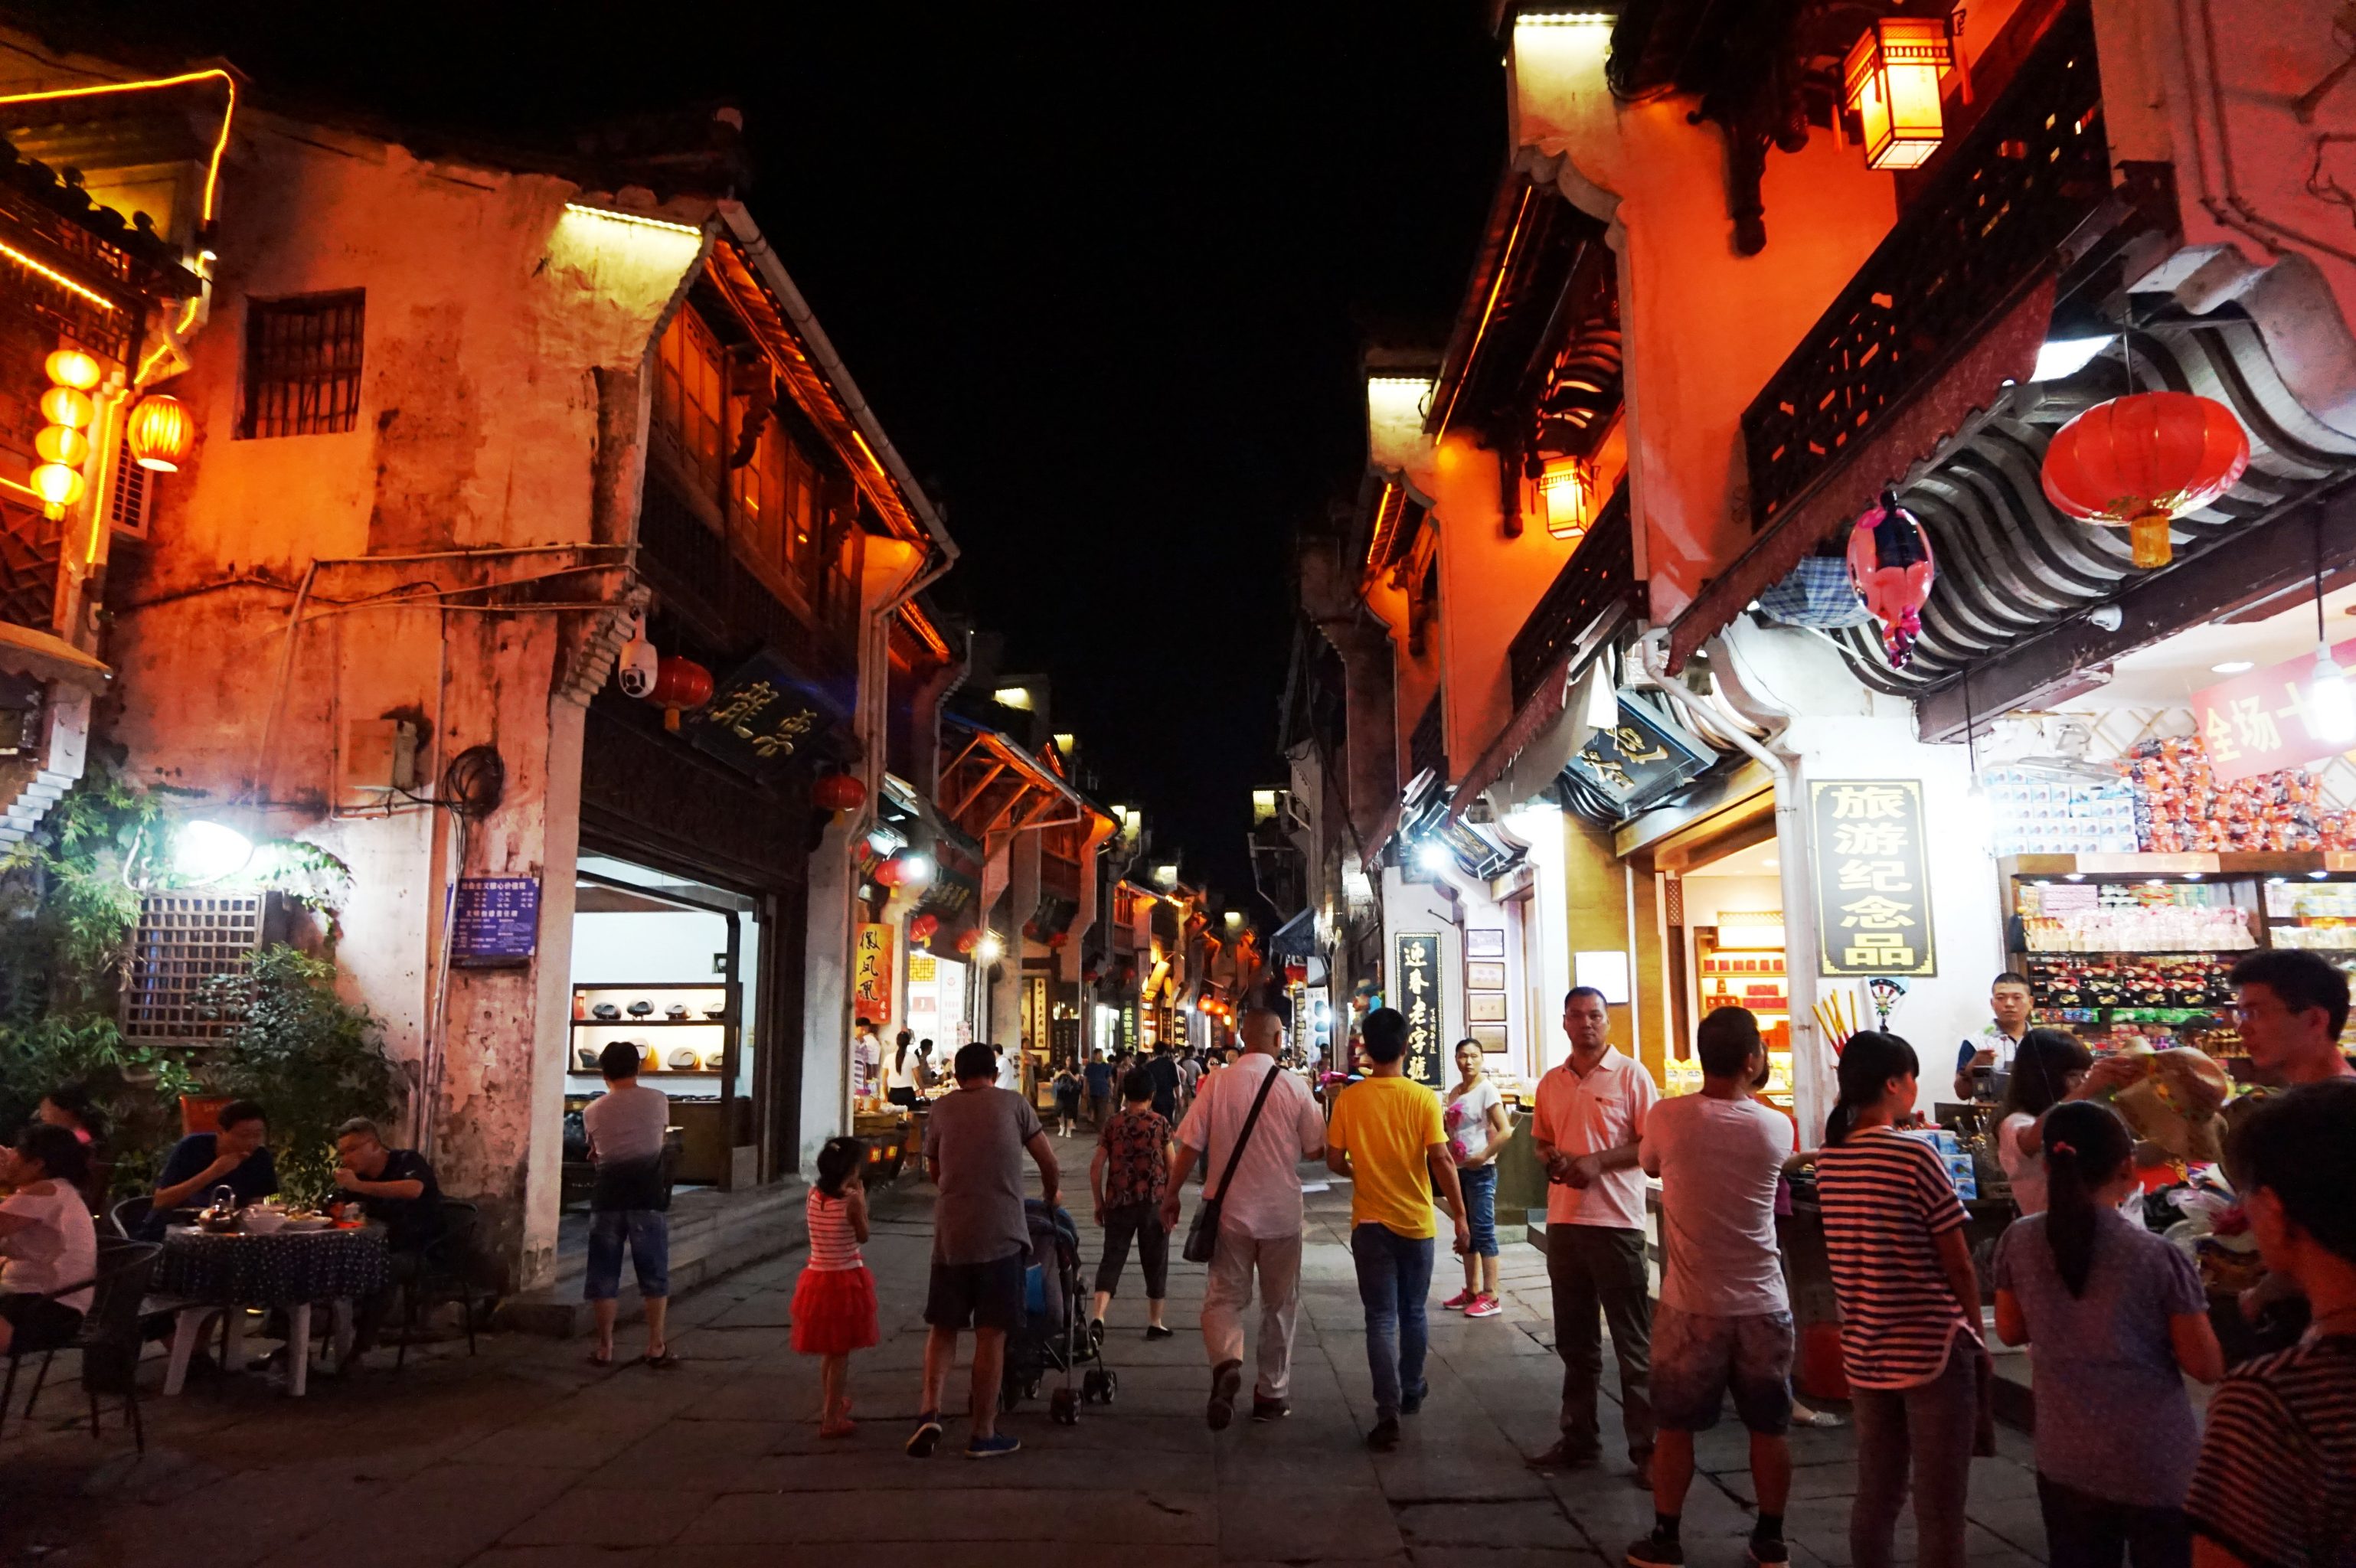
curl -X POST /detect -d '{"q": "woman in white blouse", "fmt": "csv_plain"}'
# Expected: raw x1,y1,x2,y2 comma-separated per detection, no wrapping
0,1124,100,1354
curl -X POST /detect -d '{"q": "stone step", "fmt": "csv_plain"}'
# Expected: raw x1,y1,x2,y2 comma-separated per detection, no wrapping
497,1178,809,1337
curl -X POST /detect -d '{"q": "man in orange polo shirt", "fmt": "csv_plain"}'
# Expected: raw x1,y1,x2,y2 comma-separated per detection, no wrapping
1528,985,1660,1481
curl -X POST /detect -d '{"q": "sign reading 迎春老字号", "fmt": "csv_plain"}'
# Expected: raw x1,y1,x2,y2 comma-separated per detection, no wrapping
1562,691,1714,818
1811,779,1937,978
1394,932,1446,1089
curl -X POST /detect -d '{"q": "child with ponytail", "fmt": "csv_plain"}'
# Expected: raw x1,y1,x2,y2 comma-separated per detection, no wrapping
1992,1100,2222,1567
1815,1031,1985,1568
792,1136,878,1437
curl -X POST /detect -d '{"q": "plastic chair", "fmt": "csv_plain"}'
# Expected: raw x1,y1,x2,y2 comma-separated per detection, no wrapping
395,1200,482,1370
108,1194,152,1243
5,1238,159,1452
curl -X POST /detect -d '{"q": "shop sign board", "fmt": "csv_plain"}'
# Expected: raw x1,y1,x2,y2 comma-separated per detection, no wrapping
2191,638,2356,783
681,652,835,783
854,922,894,1022
1562,691,1714,818
452,877,538,967
1394,931,1446,1089
1811,779,1937,977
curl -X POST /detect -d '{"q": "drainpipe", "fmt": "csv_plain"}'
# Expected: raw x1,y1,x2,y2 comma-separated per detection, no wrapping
1630,629,1828,1138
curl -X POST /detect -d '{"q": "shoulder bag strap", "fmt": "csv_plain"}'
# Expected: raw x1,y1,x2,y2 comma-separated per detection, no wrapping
1207,1060,1285,1203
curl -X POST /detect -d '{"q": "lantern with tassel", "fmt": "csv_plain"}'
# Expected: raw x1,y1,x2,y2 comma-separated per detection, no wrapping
910,913,940,945
813,772,866,813
1846,491,1936,668
2041,391,2250,570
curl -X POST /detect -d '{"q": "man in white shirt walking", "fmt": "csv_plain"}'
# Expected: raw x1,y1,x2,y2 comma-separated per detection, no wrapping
1528,985,1660,1478
1628,1005,1799,1568
1162,1008,1326,1429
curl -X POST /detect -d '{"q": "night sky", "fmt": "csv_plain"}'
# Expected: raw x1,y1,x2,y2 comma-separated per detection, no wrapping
25,2,1505,904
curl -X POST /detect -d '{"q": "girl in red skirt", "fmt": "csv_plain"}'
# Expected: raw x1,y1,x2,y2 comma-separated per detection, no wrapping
793,1136,877,1437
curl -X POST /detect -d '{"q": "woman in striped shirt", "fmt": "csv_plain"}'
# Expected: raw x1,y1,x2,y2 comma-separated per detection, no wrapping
2185,1081,2356,1568
1815,1031,1984,1568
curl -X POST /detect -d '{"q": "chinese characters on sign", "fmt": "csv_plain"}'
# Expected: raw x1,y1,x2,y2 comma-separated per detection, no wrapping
1810,779,1938,978
1561,691,1714,817
1394,931,1446,1089
854,922,894,1024
2191,638,2356,783
451,877,539,967
683,652,835,783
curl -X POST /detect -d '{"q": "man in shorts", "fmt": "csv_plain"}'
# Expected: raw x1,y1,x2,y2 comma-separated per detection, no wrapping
1627,1007,1798,1567
910,1041,1060,1460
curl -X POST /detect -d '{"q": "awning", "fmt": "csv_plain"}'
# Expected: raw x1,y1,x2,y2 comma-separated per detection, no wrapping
938,714,1114,841
1268,906,1317,960
0,622,109,692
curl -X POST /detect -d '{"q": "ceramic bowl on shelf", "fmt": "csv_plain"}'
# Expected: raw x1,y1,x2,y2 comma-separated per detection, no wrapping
701,1002,728,1019
627,1000,656,1018
704,1047,728,1070
591,1002,621,1021
576,1046,603,1072
666,1003,689,1019
666,1047,702,1071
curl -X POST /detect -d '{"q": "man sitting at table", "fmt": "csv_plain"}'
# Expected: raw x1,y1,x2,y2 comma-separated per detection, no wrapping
143,1100,276,1240
333,1118,443,1362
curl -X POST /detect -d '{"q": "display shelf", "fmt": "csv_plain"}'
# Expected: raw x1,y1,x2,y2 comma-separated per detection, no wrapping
572,1018,730,1028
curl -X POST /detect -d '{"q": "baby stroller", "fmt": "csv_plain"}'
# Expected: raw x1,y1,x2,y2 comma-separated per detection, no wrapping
1000,1198,1119,1424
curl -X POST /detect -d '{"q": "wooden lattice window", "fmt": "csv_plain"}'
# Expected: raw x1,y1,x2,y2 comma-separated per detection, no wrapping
120,893,278,1044
239,290,365,439
654,308,724,499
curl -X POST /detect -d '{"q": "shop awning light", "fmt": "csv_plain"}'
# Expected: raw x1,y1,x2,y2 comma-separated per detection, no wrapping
1414,840,1452,873
1843,16,1954,171
1716,913,1786,952
2031,334,2116,383
2311,642,2356,746
975,933,1004,964
560,202,704,237
2211,660,2255,675
897,853,933,886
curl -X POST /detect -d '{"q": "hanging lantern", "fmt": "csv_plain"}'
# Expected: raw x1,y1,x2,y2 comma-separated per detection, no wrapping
642,655,713,710
126,394,194,472
1846,491,1937,668
910,913,940,944
1538,456,1595,541
28,462,85,511
43,348,100,392
1047,929,1070,950
2041,391,2250,570
1843,16,1956,171
954,929,982,956
813,772,867,813
874,858,906,889
38,385,93,433
33,425,90,467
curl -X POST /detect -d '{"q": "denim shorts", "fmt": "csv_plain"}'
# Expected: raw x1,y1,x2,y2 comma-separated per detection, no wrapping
1650,1300,1794,1434
1459,1164,1499,1258
583,1208,670,1302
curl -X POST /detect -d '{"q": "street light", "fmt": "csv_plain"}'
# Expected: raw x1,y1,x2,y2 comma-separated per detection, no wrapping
1415,840,1451,874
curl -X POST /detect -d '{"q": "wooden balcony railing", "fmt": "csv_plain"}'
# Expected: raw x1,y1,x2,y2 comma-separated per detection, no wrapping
0,500,62,638
1507,482,1635,709
1740,2,2109,531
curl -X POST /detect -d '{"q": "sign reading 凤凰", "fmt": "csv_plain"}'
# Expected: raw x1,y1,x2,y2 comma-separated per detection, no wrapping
1811,779,1938,978
1394,932,1446,1089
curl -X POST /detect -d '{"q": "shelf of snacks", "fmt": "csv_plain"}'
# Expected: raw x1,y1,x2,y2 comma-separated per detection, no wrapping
1688,926,1794,1110
570,984,734,1077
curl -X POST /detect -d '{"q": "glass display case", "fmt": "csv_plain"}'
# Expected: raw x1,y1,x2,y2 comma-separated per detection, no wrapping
570,982,734,1077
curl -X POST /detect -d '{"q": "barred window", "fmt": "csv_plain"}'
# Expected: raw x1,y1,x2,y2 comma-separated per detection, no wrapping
654,308,724,497
239,290,364,439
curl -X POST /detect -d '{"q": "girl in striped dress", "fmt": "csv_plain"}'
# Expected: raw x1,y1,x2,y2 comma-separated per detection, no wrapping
1814,1032,1985,1568
793,1136,878,1438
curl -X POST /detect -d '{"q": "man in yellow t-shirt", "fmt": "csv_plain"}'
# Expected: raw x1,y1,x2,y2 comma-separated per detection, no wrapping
1326,1006,1472,1452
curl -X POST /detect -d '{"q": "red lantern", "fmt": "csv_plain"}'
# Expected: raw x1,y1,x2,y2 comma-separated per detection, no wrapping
1047,930,1069,950
955,929,981,956
874,858,906,889
643,655,713,710
2041,391,2250,570
910,913,939,943
813,773,866,813
1283,961,1309,984
1846,492,1936,668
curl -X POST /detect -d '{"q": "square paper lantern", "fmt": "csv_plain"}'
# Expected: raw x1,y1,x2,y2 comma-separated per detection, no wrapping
1843,16,1954,171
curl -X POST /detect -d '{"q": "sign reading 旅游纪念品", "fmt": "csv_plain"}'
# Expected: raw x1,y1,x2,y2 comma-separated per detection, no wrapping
1394,932,1446,1089
1810,779,1937,978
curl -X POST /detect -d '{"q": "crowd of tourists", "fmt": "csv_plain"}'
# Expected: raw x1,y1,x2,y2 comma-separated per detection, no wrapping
778,950,2355,1568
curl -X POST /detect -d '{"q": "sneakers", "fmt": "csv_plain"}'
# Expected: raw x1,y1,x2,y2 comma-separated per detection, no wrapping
1399,1382,1429,1416
965,1432,1021,1459
1747,1535,1790,1566
1207,1358,1243,1430
1250,1395,1290,1422
1440,1289,1475,1310
1626,1530,1684,1567
1464,1292,1502,1318
905,1412,943,1459
1367,1414,1401,1451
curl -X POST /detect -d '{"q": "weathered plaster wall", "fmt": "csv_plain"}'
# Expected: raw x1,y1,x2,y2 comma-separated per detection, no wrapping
103,116,699,1284
1508,20,1897,624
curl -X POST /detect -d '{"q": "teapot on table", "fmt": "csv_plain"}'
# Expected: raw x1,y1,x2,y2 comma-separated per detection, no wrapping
195,1184,243,1233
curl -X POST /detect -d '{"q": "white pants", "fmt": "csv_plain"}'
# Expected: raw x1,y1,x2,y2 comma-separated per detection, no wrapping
1201,1227,1304,1400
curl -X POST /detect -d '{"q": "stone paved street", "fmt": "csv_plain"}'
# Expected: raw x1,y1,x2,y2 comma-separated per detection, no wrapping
5,1132,2054,1568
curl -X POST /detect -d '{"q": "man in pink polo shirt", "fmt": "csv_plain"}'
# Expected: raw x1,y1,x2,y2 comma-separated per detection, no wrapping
1528,985,1659,1479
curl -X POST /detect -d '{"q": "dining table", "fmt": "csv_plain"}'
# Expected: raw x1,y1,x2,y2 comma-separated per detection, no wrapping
155,1220,390,1397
